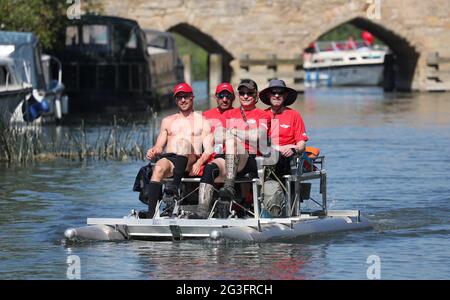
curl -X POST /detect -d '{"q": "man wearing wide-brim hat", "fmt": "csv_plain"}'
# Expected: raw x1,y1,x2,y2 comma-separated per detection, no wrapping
260,79,308,176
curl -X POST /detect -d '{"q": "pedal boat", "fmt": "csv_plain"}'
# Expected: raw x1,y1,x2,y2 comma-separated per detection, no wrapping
64,155,371,242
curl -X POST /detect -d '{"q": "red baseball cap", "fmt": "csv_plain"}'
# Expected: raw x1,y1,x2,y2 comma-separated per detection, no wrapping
215,82,235,96
173,83,193,96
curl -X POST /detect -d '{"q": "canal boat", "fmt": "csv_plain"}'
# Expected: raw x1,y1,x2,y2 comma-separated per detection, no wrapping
303,40,388,87
143,29,185,110
57,15,184,112
64,153,371,242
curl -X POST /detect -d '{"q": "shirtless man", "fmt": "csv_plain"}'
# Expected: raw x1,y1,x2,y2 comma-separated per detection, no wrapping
182,83,235,218
143,83,213,218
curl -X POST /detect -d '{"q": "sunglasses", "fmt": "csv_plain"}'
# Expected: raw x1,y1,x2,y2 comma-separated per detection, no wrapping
217,92,234,100
175,93,193,100
270,88,286,95
238,91,256,97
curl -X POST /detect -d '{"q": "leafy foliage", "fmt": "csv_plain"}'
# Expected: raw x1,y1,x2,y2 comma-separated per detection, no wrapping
319,23,384,45
0,0,103,51
172,32,208,81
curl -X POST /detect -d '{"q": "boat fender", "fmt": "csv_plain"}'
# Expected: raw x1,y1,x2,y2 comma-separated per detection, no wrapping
23,98,50,122
210,230,222,240
55,98,62,119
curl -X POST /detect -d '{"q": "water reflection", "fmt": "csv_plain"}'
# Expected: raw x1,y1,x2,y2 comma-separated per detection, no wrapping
124,241,329,280
295,87,450,128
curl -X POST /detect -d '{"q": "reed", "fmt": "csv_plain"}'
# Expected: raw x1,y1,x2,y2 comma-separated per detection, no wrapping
0,117,155,165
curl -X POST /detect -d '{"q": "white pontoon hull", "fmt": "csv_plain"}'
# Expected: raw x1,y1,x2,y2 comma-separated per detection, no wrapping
64,210,371,243
64,159,372,243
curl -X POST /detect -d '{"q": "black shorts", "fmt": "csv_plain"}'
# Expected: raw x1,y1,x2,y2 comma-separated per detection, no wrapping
214,154,258,177
159,153,178,166
238,154,257,177
275,154,292,178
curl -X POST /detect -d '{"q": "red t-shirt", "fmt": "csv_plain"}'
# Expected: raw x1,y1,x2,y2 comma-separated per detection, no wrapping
265,107,308,146
200,107,233,172
220,107,271,154
202,107,230,133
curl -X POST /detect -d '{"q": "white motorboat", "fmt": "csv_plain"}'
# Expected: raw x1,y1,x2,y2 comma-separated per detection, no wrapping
303,40,388,87
0,31,69,124
0,57,32,125
65,154,372,243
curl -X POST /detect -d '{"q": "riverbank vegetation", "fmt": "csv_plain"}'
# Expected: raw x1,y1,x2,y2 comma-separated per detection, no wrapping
0,117,154,165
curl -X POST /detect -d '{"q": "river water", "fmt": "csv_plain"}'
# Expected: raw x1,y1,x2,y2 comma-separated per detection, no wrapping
0,87,449,279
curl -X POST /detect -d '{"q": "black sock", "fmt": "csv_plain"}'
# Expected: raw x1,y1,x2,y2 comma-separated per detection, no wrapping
146,181,162,217
200,163,220,185
172,155,188,187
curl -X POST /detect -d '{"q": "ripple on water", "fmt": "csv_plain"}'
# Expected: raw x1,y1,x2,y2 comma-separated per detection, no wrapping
1,89,450,279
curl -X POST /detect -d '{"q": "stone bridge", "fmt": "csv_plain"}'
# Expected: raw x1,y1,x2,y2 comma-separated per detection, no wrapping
98,0,450,92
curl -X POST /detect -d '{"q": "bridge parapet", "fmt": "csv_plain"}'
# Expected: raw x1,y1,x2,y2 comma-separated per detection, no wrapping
98,0,450,92
239,54,305,93
426,53,450,92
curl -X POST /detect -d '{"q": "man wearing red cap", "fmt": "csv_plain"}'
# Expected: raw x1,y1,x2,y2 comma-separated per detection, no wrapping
181,83,235,218
203,82,235,133
191,79,271,218
141,82,213,218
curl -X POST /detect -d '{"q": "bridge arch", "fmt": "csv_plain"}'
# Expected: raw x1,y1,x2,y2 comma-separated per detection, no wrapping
167,23,234,83
307,16,419,91
99,0,449,92
349,17,419,91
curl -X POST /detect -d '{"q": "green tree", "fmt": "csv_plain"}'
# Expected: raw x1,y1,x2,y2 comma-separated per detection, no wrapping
173,33,208,81
319,23,384,45
0,0,102,51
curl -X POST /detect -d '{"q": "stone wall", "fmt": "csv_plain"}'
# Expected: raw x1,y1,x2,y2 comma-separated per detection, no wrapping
95,0,450,91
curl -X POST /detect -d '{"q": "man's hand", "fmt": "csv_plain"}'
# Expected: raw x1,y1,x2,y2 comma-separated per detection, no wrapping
279,145,295,157
189,161,203,176
146,146,162,160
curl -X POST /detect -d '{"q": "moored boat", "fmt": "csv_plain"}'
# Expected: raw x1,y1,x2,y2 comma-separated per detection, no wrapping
0,31,69,124
56,15,184,112
0,57,32,125
303,39,388,87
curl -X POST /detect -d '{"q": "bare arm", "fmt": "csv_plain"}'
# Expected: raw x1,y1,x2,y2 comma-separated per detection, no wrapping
276,141,306,153
197,133,213,165
197,120,214,165
190,120,214,176
295,140,306,153
146,117,169,159
229,127,267,143
274,140,307,158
